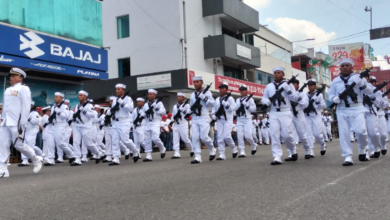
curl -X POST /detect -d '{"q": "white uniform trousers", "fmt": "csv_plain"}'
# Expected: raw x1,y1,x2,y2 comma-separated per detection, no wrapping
96,127,106,151
0,126,39,165
173,124,192,157
43,128,55,161
73,125,100,159
105,127,112,158
387,119,390,133
350,132,355,141
133,126,145,152
365,113,381,153
378,115,388,151
21,130,43,161
321,123,329,142
191,115,216,162
52,124,73,157
262,127,270,144
237,118,256,154
292,112,311,154
337,108,368,157
305,115,325,148
269,111,296,160
56,126,73,160
111,119,138,158
252,126,258,144
216,120,238,159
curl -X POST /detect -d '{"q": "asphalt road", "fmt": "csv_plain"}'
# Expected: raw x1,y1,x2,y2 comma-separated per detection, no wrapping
1,140,390,220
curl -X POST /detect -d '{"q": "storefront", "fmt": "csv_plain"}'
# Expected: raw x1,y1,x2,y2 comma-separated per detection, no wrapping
0,23,108,107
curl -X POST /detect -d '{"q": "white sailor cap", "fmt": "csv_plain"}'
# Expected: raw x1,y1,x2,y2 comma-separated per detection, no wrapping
148,89,158,94
177,92,186,97
64,99,70,103
79,90,88,97
266,113,269,115
88,99,93,103
115,83,126,89
239,84,248,90
259,114,264,117
369,76,377,82
109,96,116,101
192,75,203,81
307,79,317,85
218,82,229,88
55,92,65,98
31,101,35,105
42,106,51,111
10,68,27,78
324,111,328,113
272,67,285,73
136,97,145,102
339,58,354,66
94,105,101,109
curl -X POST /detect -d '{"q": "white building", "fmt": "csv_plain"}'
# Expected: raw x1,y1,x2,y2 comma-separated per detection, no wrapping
86,0,294,112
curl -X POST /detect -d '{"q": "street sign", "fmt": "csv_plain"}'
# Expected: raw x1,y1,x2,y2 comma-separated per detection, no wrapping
370,27,390,40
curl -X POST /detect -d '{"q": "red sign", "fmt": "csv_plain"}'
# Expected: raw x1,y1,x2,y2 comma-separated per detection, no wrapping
214,75,265,97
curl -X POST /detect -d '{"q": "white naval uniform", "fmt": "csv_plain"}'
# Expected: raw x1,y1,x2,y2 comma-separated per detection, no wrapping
142,99,166,160
235,96,257,155
132,107,145,154
93,111,106,153
328,73,373,161
262,80,298,162
211,95,237,159
363,84,382,155
72,102,101,164
372,90,389,152
304,91,326,152
190,90,216,163
322,115,333,140
57,108,74,162
252,119,259,144
21,110,44,162
290,90,312,155
111,96,139,163
0,82,41,175
171,102,193,157
41,114,54,163
258,118,269,144
104,110,113,161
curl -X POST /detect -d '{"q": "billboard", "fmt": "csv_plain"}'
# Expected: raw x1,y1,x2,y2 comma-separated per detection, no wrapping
329,42,364,80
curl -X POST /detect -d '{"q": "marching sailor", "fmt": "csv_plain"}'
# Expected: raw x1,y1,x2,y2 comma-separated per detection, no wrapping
132,97,146,158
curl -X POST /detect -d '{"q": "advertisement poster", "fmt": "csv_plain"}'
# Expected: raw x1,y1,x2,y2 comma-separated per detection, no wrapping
0,77,82,110
328,42,364,80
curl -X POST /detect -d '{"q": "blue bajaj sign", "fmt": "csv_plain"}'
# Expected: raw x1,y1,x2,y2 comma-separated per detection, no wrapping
0,24,107,71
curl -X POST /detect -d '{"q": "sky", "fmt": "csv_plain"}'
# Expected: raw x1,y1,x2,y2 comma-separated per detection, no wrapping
244,0,390,69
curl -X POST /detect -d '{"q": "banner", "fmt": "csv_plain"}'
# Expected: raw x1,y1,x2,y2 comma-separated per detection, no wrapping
329,42,364,80
0,77,82,110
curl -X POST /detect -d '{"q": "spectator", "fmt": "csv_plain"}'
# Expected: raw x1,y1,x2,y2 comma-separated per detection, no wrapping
160,115,171,151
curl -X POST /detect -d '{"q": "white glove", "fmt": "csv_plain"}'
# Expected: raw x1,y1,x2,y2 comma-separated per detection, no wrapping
283,83,291,92
55,107,60,113
355,77,365,87
198,93,205,100
242,100,247,106
211,115,217,120
262,99,271,106
333,96,340,104
106,110,111,116
245,102,251,107
117,98,124,104
140,112,146,117
151,102,157,108
222,100,228,107
79,106,84,111
179,106,184,111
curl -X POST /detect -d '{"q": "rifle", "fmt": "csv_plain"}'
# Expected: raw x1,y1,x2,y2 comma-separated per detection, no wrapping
236,92,255,117
189,83,213,116
363,94,377,115
171,99,189,126
329,68,372,109
260,74,299,111
133,108,145,127
145,97,164,120
374,80,389,93
303,87,325,116
110,90,131,120
98,108,105,130
215,90,233,120
69,99,92,125
298,83,308,93
43,101,64,128
382,89,390,98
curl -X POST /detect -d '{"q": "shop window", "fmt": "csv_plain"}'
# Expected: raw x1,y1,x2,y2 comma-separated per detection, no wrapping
117,15,130,39
118,58,130,78
224,66,244,80
255,70,274,85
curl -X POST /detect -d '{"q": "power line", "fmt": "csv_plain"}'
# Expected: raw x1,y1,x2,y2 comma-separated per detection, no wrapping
326,0,369,25
335,0,357,33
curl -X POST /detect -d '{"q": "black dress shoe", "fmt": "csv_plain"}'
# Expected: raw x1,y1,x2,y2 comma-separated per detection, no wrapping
251,150,257,155
381,149,387,155
143,158,153,162
342,161,353,166
56,160,64,164
125,154,130,160
358,154,369,162
216,157,225,161
321,150,326,156
291,153,298,161
90,158,96,160
70,162,81,166
285,157,293,161
191,160,200,164
68,158,75,164
232,153,238,159
133,156,139,163
95,158,101,164
271,161,282,165
371,152,380,158
161,153,166,159
171,156,180,159
238,155,246,158
102,159,111,163
130,153,133,158
108,161,120,166
209,155,216,161
44,163,55,166
190,152,194,157
305,155,311,159
18,163,29,167
330,139,332,142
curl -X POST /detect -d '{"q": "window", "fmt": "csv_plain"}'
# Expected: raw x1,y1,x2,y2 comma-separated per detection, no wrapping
117,15,130,39
246,34,291,64
222,28,243,41
118,58,130,78
255,70,274,85
245,35,254,46
224,66,243,80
